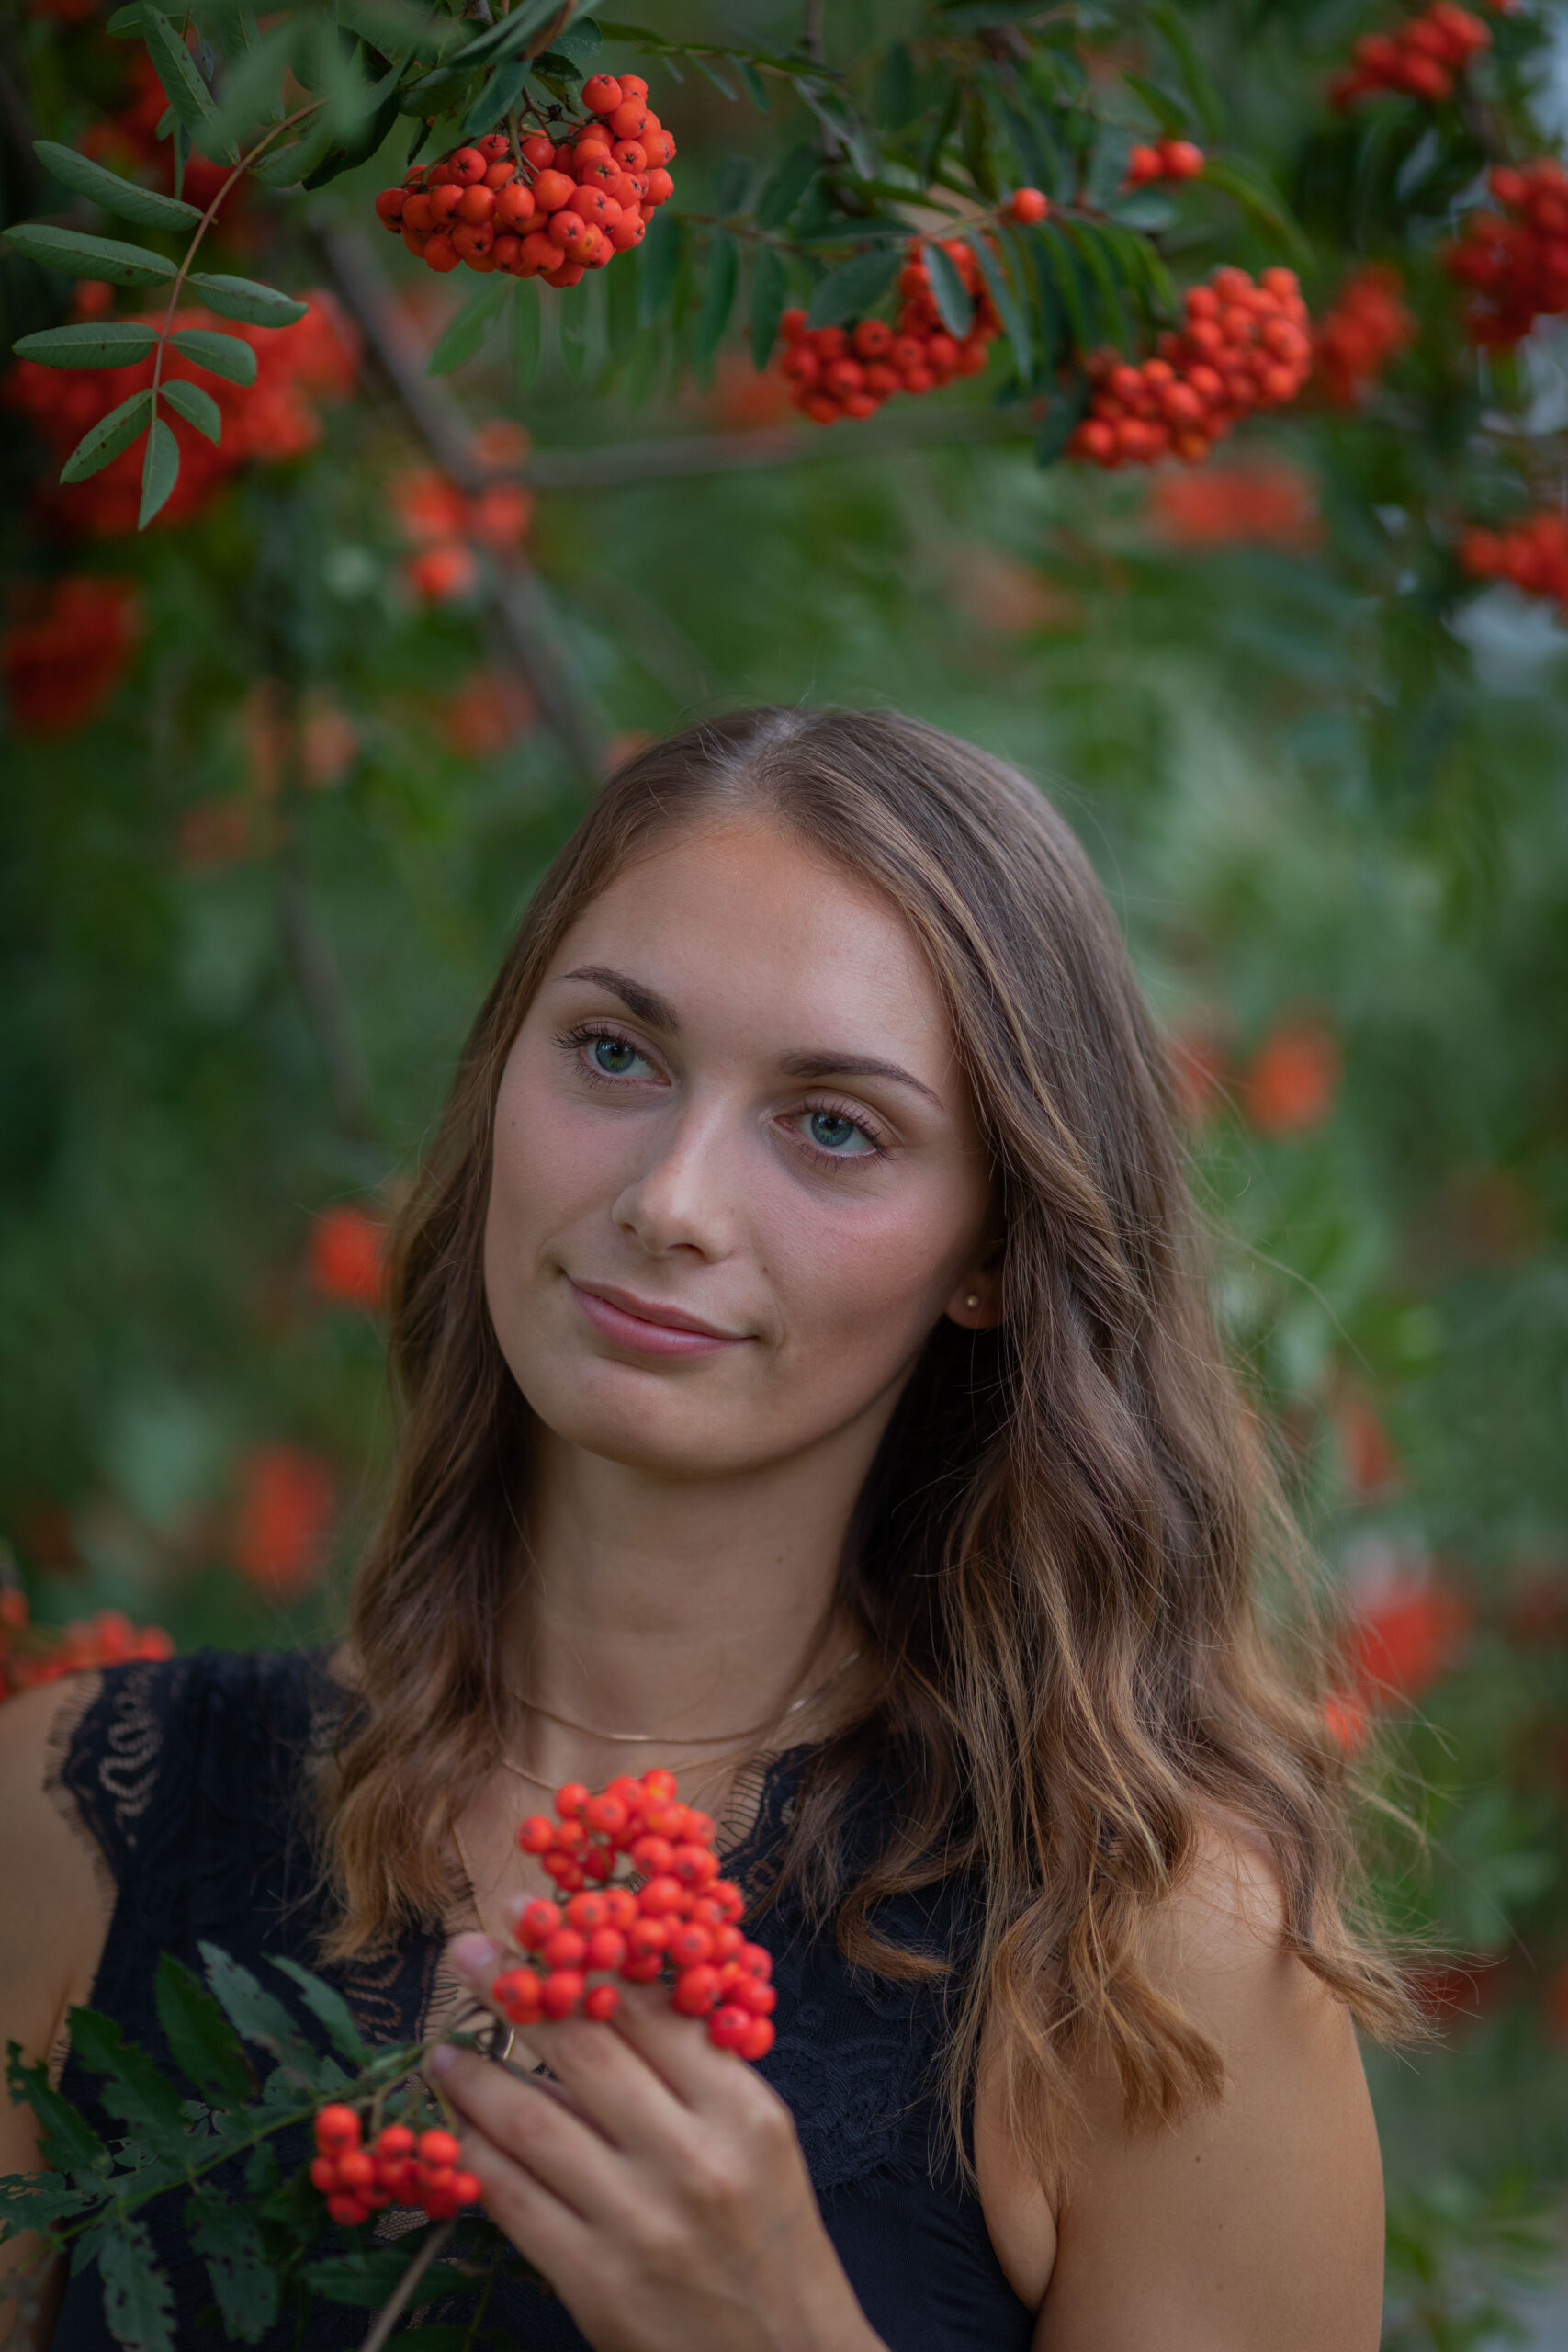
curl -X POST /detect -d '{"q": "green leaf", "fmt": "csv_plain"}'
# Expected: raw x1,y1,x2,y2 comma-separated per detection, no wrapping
636,209,683,329
270,1959,370,2064
12,322,159,368
6,2041,108,2173
1032,222,1089,357
448,0,562,68
0,2169,102,2233
1198,156,1312,262
336,0,460,62
161,379,221,442
304,2248,426,2308
33,141,203,231
139,414,181,528
96,2219,175,2352
186,273,310,328
156,1954,255,2104
3,222,176,288
693,228,738,374
170,325,258,385
966,229,1031,384
460,57,528,143
739,59,769,112
186,2194,278,2344
66,2007,193,2165
512,274,542,387
426,273,512,375
550,17,602,64
1150,3,1224,140
749,243,787,367
754,141,820,232
60,390,153,482
301,49,407,192
807,245,899,331
200,1941,325,2083
1059,218,1130,345
250,110,340,188
920,241,974,338
143,6,240,163
1120,73,1189,138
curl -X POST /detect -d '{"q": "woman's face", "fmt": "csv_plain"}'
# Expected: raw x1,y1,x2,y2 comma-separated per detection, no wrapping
483,813,996,1483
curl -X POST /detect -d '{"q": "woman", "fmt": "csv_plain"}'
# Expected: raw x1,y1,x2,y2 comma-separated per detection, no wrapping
2,707,1410,2350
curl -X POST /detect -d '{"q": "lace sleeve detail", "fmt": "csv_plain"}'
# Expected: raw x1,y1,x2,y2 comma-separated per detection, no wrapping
46,1656,203,1908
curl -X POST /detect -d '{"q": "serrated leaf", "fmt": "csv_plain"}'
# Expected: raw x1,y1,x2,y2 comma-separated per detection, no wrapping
143,6,240,163
12,322,159,368
67,2007,193,2165
754,141,819,232
3,222,176,288
138,414,181,527
33,141,203,231
0,2168,102,2233
749,243,787,367
61,390,153,482
186,2194,278,2344
161,379,221,441
807,245,899,331
98,2217,176,2352
170,325,258,385
693,228,738,374
920,241,974,338
6,2041,108,2173
186,272,309,328
270,1959,370,2064
200,1942,325,2084
966,230,1031,384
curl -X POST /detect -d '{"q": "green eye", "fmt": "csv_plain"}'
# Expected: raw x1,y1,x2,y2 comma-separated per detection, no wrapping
592,1036,639,1075
808,1111,865,1153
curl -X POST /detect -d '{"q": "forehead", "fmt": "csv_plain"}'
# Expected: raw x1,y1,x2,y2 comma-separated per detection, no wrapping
547,814,953,1057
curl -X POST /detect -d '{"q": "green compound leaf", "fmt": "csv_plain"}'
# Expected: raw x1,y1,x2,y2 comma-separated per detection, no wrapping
33,141,202,231
200,1940,330,2085
749,242,787,367
66,2006,194,2166
693,228,739,371
60,390,154,482
186,2194,278,2345
155,1953,255,2105
97,2216,176,2352
6,2040,108,2173
142,6,240,163
427,273,513,376
920,240,974,338
161,377,222,443
170,326,258,385
448,0,562,68
754,140,820,231
186,273,310,328
12,321,160,368
139,414,181,527
807,244,899,331
965,229,1032,384
3,222,176,288
270,1957,370,2064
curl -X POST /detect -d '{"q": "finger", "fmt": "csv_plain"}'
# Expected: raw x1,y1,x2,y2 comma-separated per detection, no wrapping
434,2043,637,2226
457,2120,596,2295
604,1980,764,2115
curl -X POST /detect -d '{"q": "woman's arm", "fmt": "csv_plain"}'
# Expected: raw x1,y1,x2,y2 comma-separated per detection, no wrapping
0,1681,115,2346
977,1826,1385,2352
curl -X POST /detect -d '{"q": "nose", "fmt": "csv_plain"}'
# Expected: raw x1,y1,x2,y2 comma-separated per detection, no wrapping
611,1092,740,1263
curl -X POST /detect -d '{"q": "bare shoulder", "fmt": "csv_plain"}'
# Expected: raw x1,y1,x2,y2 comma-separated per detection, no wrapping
0,1680,114,2063
976,1819,1385,2351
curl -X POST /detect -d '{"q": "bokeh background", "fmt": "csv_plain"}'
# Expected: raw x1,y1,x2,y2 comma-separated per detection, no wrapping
4,2,1568,2341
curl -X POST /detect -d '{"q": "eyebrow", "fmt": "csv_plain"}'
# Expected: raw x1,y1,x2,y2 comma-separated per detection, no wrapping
558,964,945,1112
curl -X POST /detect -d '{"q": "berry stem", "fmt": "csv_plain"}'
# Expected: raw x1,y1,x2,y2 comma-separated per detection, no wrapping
358,2218,457,2352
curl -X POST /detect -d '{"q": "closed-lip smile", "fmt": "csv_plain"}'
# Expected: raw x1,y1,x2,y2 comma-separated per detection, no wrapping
569,1278,749,1358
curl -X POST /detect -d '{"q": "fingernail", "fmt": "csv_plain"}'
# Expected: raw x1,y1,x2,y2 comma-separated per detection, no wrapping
450,1932,500,1977
431,2042,456,2076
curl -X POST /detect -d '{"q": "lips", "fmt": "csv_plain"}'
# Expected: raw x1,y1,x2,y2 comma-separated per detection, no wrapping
569,1279,750,1360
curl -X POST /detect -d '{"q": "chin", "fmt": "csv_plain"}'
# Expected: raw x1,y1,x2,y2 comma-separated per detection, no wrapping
518,1355,761,1479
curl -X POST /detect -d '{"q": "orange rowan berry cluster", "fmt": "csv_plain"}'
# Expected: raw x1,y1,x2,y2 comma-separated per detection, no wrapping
1329,3,1497,106
1312,263,1416,404
310,2109,480,2230
489,1770,777,2059
1069,266,1313,468
1123,138,1205,187
1444,160,1568,346
0,1590,172,1699
777,237,1004,426
373,76,675,288
1461,511,1568,609
1,574,140,737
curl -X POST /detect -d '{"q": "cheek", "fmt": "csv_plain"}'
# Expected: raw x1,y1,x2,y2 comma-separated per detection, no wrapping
761,1177,980,1369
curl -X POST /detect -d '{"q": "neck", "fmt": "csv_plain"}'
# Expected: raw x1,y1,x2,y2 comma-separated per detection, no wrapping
508,1419,879,1783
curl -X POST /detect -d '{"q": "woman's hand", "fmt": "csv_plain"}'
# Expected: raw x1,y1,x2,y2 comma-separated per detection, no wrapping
432,1932,886,2352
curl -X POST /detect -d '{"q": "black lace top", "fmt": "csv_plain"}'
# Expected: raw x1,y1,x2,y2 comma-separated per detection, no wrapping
47,1649,1035,2352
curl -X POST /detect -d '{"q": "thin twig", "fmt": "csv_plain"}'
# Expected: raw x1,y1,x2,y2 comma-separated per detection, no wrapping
359,2218,457,2352
312,222,608,780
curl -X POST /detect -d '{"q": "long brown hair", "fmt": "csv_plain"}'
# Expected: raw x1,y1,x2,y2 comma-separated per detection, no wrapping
323,707,1416,2180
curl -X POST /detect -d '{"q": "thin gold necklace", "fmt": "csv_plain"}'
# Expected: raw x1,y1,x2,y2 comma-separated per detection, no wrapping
506,1646,863,1756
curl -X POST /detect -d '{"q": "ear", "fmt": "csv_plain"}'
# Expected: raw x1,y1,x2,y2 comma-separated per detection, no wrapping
945,1272,1004,1330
